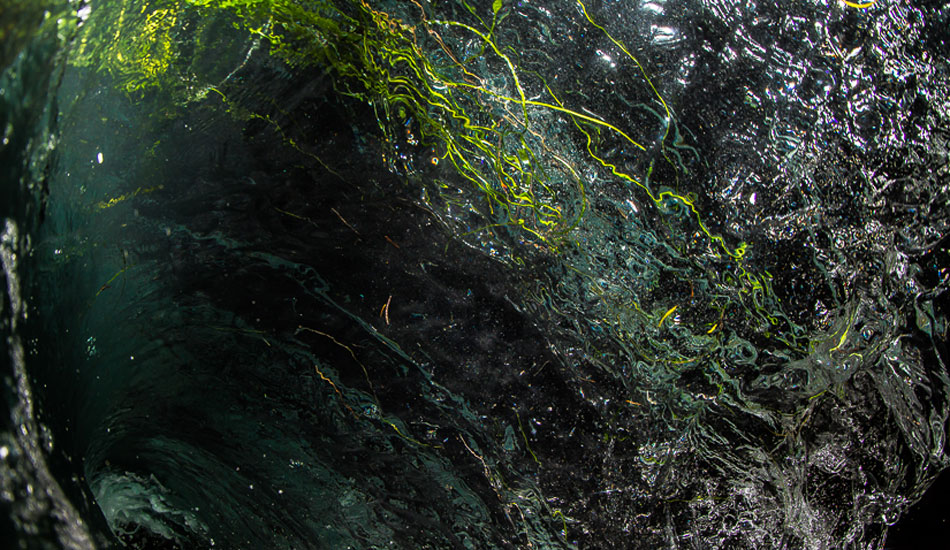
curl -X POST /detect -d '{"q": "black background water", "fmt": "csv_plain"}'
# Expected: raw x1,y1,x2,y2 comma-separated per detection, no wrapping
3,1,950,549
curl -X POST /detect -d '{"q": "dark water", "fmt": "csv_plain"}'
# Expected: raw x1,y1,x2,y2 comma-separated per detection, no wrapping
2,1,949,548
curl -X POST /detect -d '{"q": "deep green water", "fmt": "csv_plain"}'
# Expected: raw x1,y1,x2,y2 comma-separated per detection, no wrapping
3,1,950,549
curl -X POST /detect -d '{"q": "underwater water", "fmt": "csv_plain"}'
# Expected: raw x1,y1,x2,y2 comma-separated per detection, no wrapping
2,0,949,548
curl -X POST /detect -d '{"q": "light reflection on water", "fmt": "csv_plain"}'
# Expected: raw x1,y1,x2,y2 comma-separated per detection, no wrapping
1,0,949,549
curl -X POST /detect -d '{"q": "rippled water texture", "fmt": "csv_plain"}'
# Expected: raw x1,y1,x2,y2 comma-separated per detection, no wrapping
2,0,949,548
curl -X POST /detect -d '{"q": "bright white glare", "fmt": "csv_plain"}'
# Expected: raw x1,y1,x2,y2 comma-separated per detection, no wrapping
641,1,664,15
596,49,616,68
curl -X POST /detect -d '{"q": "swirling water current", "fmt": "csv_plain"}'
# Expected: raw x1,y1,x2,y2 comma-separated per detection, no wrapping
2,1,949,549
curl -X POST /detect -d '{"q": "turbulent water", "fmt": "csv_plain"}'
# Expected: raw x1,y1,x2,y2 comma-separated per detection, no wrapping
2,0,949,549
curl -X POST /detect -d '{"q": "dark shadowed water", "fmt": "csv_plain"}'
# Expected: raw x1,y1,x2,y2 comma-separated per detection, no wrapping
2,1,949,549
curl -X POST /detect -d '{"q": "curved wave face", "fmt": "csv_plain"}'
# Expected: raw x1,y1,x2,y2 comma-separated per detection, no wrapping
3,1,949,548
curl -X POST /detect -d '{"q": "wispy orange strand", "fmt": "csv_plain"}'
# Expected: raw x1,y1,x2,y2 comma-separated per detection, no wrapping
314,365,359,417
298,326,378,400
